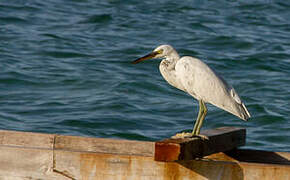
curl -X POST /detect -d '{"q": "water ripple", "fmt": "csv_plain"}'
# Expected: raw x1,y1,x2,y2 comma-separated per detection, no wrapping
0,0,289,152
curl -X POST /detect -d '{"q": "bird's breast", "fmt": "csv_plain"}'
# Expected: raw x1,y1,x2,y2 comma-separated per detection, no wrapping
159,60,186,92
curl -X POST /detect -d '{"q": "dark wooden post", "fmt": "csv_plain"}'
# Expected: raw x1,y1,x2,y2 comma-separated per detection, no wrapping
155,127,246,161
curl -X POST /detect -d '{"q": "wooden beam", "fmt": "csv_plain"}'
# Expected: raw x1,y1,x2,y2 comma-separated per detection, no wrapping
54,134,154,157
155,127,246,161
0,128,289,180
53,149,290,180
0,146,289,180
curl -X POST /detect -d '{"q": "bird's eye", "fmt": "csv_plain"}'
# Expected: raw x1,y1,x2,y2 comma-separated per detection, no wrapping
157,49,163,54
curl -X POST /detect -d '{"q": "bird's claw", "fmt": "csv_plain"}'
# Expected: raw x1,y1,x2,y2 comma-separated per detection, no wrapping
171,132,209,140
171,132,192,139
191,134,209,140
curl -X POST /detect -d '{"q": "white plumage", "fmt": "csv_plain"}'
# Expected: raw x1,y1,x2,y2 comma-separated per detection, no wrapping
132,44,250,137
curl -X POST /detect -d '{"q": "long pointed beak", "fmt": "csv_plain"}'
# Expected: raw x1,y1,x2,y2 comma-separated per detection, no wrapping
131,51,159,64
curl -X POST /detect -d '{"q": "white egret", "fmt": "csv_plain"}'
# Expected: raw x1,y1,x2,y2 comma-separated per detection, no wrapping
132,45,251,138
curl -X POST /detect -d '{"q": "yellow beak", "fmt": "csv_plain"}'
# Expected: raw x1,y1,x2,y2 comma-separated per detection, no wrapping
131,51,159,64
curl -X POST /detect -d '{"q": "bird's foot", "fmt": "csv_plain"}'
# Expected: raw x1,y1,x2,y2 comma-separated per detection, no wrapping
171,132,192,139
191,134,209,140
171,132,209,140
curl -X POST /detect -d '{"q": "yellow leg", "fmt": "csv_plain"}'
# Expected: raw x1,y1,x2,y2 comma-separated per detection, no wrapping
192,100,203,135
172,100,208,139
195,100,207,135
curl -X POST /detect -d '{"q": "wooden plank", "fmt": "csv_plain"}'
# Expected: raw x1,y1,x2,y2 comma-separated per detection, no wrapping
0,130,54,149
0,129,154,156
0,146,66,179
0,129,288,179
54,134,154,156
0,144,288,180
155,127,246,161
53,150,290,180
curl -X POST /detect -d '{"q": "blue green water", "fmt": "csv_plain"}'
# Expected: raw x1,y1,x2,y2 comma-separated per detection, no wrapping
0,0,289,152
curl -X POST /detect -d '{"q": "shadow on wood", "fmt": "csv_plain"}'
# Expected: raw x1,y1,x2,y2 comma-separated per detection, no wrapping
178,159,244,180
225,149,290,165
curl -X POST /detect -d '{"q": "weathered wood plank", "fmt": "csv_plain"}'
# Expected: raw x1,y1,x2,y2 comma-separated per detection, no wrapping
0,146,66,179
0,129,154,156
155,127,246,161
54,135,154,156
53,149,290,180
0,145,288,180
0,130,54,149
0,129,288,180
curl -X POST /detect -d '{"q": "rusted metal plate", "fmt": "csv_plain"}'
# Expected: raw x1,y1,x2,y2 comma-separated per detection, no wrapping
155,127,246,161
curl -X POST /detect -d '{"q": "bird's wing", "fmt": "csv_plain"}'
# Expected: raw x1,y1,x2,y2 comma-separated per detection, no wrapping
175,56,226,101
175,56,250,120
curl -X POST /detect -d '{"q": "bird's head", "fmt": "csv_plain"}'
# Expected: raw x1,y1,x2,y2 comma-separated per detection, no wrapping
132,44,175,64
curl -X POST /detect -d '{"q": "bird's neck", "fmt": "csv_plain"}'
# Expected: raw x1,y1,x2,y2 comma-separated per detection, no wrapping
166,54,179,61
164,50,180,69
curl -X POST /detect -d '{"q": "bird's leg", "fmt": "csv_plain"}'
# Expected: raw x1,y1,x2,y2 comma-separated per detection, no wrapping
192,100,203,135
171,100,208,139
195,100,207,135
191,100,208,140
171,100,203,139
